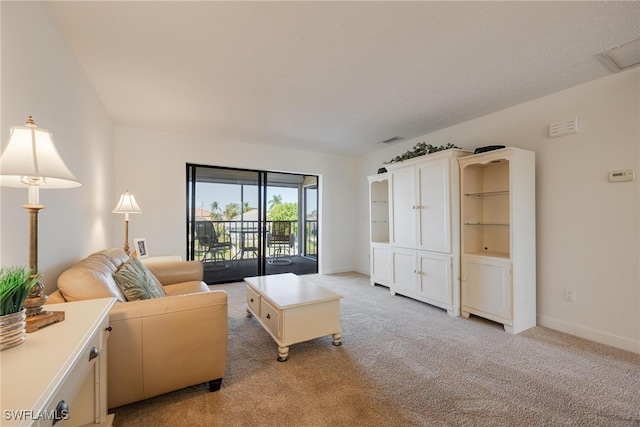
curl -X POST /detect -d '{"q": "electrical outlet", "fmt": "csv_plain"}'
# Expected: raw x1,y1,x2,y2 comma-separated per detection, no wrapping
563,289,576,302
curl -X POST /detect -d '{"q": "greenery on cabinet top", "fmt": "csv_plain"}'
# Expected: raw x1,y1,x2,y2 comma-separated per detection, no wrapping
384,142,460,165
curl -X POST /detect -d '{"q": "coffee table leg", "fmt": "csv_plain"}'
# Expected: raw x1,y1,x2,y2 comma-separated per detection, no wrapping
277,346,289,362
332,332,342,346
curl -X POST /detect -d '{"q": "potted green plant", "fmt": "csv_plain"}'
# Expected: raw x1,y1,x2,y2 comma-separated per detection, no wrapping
0,267,41,351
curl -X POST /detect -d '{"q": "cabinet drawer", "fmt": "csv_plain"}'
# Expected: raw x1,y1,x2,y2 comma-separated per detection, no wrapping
246,286,261,317
260,298,281,340
40,328,103,426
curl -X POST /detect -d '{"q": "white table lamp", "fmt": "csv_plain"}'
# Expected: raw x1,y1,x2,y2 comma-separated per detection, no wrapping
112,191,142,255
0,116,81,331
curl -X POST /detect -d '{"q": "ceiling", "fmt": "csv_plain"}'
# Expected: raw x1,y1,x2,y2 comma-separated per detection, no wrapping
46,1,639,156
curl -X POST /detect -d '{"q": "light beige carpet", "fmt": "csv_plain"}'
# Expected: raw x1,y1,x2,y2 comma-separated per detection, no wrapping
111,273,640,426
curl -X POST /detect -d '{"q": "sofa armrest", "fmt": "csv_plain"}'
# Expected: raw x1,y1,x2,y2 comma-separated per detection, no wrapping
145,261,203,286
141,255,182,264
107,290,228,408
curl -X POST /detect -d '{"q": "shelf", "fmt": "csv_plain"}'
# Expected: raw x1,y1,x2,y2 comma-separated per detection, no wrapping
464,190,509,197
464,251,510,259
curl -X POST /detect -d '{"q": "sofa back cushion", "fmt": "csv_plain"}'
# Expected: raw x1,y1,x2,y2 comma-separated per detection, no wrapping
57,248,130,302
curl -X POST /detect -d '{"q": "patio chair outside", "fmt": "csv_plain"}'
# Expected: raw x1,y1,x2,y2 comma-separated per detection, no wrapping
267,221,294,265
195,221,232,269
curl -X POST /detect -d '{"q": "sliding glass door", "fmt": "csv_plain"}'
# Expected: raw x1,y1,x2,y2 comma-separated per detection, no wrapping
187,166,262,283
187,164,318,284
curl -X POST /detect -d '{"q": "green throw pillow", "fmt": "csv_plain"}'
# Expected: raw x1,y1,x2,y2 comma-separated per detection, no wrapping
113,257,166,301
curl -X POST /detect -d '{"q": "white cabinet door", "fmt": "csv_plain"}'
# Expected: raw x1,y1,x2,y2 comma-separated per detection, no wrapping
389,166,415,249
370,243,390,286
462,256,512,322
391,247,417,294
416,158,451,253
417,252,452,306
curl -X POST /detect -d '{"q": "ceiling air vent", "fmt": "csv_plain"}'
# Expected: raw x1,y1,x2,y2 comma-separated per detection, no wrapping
596,37,640,73
380,137,404,144
549,118,579,138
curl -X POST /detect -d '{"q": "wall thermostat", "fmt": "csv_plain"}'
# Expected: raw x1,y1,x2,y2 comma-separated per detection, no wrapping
608,169,635,183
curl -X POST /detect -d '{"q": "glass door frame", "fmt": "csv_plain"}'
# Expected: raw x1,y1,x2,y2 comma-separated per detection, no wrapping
186,163,319,283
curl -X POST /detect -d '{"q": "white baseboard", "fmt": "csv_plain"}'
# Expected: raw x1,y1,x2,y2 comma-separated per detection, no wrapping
321,266,356,275
537,314,640,354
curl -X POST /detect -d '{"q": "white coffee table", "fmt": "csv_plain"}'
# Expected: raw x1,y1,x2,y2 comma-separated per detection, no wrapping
244,273,343,362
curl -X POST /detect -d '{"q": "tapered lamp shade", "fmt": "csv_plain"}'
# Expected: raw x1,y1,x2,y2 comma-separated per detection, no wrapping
112,192,142,214
0,117,81,189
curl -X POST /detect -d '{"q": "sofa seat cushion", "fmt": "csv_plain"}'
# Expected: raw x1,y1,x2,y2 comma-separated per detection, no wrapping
113,257,166,301
163,281,210,296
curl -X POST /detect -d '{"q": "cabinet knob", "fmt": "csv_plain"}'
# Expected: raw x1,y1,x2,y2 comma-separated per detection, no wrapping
105,326,113,332
250,298,254,302
88,346,99,361
266,313,271,319
52,400,69,425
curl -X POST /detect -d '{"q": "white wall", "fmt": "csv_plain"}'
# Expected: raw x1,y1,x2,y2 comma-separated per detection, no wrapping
114,125,356,274
356,69,640,353
0,2,115,294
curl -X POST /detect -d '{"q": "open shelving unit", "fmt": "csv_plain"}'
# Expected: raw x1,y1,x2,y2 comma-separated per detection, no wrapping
368,173,390,287
369,175,389,244
461,159,511,259
458,147,536,334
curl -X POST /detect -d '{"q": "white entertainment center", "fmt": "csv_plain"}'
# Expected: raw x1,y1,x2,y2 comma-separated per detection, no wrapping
368,146,536,333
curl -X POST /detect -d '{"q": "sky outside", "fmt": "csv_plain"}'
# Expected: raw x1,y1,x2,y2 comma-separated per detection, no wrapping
195,182,299,214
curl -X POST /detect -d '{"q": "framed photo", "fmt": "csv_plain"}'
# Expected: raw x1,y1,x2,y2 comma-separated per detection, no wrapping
134,238,149,258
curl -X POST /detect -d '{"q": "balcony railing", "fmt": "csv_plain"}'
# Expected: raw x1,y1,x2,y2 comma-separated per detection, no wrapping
192,220,316,262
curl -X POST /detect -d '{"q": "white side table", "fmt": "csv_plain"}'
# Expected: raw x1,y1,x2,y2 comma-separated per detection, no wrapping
1,297,116,426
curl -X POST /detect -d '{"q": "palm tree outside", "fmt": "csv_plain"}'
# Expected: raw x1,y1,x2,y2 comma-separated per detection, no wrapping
268,194,283,210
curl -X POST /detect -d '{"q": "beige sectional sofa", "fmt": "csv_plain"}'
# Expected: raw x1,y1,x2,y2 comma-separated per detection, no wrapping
47,248,228,409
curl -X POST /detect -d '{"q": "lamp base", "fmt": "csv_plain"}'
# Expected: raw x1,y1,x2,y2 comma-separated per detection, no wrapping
26,310,64,333
23,280,47,317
